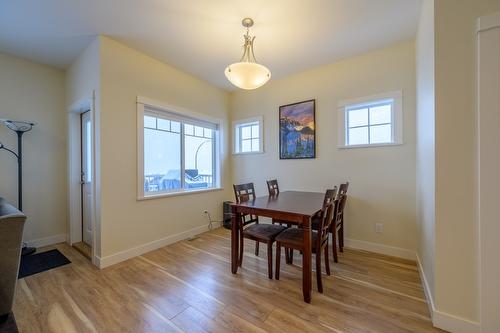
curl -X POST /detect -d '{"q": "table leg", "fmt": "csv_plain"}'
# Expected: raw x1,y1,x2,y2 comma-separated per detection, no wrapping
231,205,239,274
302,216,312,303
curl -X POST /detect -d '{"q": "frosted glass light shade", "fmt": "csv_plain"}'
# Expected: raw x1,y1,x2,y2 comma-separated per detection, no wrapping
224,62,271,90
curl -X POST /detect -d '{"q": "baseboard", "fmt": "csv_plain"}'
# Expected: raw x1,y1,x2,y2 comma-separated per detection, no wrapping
25,234,67,248
344,238,416,260
416,253,480,333
96,223,217,269
416,253,436,319
433,310,480,333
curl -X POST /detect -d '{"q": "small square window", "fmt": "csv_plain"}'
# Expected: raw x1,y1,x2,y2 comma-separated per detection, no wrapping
338,91,403,148
233,116,263,154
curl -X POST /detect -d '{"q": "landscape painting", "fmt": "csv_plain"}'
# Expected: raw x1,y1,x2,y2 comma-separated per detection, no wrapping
279,100,316,159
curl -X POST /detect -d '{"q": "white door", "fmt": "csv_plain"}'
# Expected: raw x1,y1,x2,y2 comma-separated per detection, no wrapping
81,111,93,246
477,12,500,333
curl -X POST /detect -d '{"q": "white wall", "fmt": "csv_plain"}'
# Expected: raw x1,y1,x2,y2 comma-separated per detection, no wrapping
230,41,417,253
0,51,66,245
65,37,102,257
477,11,500,333
433,0,500,326
415,0,436,308
98,37,231,260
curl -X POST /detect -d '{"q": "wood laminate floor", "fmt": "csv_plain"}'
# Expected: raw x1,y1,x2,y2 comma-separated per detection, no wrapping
13,228,446,333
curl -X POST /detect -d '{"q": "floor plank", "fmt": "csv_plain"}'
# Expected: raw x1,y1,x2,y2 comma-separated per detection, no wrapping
13,228,446,332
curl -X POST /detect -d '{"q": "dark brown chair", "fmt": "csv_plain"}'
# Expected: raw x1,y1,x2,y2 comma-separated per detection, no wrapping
330,192,347,262
233,183,287,279
336,182,349,252
266,179,291,227
266,179,279,196
275,190,337,293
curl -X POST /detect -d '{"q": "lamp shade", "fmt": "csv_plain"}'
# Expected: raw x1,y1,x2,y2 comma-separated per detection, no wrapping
224,62,271,90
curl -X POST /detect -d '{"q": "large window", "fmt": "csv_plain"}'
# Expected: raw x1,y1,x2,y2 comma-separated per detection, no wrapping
338,91,403,148
233,116,263,154
138,101,220,198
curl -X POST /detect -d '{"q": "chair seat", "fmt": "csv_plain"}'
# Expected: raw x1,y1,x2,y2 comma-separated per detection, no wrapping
243,224,287,241
275,228,319,251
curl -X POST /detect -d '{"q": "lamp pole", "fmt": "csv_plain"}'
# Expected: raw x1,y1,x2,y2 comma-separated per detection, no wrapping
0,119,35,256
194,139,211,171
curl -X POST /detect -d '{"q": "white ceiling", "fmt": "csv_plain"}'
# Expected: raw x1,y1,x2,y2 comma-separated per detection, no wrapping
0,0,422,90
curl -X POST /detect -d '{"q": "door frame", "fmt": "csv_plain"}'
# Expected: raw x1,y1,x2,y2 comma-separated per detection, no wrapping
477,12,500,333
68,92,97,265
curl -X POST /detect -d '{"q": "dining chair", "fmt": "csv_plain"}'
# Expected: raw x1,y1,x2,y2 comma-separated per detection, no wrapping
336,182,349,252
233,183,287,279
275,190,336,293
266,179,291,226
266,179,279,196
330,192,347,262
289,188,336,264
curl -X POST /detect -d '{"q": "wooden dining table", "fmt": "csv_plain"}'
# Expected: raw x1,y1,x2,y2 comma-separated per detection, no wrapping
230,190,325,303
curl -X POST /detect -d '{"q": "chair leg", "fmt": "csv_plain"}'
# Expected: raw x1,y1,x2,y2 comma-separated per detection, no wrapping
332,229,338,263
316,250,323,293
275,242,281,280
339,224,344,252
255,241,259,256
289,249,294,265
324,242,331,276
239,229,244,266
267,243,273,279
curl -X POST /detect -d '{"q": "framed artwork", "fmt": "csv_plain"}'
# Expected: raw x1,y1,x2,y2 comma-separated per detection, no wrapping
279,99,316,159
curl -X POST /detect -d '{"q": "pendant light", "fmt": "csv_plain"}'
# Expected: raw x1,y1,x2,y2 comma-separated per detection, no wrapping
225,18,271,90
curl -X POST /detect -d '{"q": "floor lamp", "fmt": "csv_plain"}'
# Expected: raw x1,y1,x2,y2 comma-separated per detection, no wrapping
0,119,36,256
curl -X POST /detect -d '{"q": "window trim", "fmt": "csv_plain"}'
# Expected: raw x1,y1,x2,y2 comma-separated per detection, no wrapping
337,90,403,149
232,116,264,155
137,96,224,200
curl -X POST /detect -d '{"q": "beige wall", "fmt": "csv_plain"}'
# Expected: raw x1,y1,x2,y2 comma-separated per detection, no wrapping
434,0,500,323
99,37,231,258
230,41,417,252
0,51,66,243
416,0,436,304
65,38,102,256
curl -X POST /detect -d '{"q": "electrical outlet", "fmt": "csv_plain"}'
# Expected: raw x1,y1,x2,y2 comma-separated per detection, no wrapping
375,223,383,233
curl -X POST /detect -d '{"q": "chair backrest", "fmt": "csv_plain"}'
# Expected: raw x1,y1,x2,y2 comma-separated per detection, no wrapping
333,193,347,228
322,187,337,208
266,179,279,196
233,183,258,224
0,197,26,316
338,182,349,197
317,200,336,248
233,183,256,204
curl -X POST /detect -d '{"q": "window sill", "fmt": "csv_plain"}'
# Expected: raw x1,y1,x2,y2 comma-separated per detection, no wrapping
138,187,224,201
232,151,264,156
337,142,403,149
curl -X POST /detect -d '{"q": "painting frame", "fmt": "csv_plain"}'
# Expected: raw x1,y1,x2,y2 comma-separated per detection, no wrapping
279,99,316,159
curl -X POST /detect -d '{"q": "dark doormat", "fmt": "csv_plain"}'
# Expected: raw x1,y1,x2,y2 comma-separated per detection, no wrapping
18,249,71,279
0,312,18,333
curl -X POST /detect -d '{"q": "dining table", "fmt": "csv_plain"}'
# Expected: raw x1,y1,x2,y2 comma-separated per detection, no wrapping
230,190,325,303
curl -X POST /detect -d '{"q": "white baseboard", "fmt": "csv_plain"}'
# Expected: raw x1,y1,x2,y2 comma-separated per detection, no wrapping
433,310,480,333
344,238,416,260
416,253,436,319
416,253,480,333
96,223,218,269
25,234,67,248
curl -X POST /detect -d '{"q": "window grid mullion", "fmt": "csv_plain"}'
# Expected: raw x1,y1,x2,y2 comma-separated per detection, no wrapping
367,107,371,144
180,123,186,189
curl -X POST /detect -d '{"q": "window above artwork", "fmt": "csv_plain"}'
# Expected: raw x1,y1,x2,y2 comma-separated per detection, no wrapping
233,116,264,154
337,91,403,148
